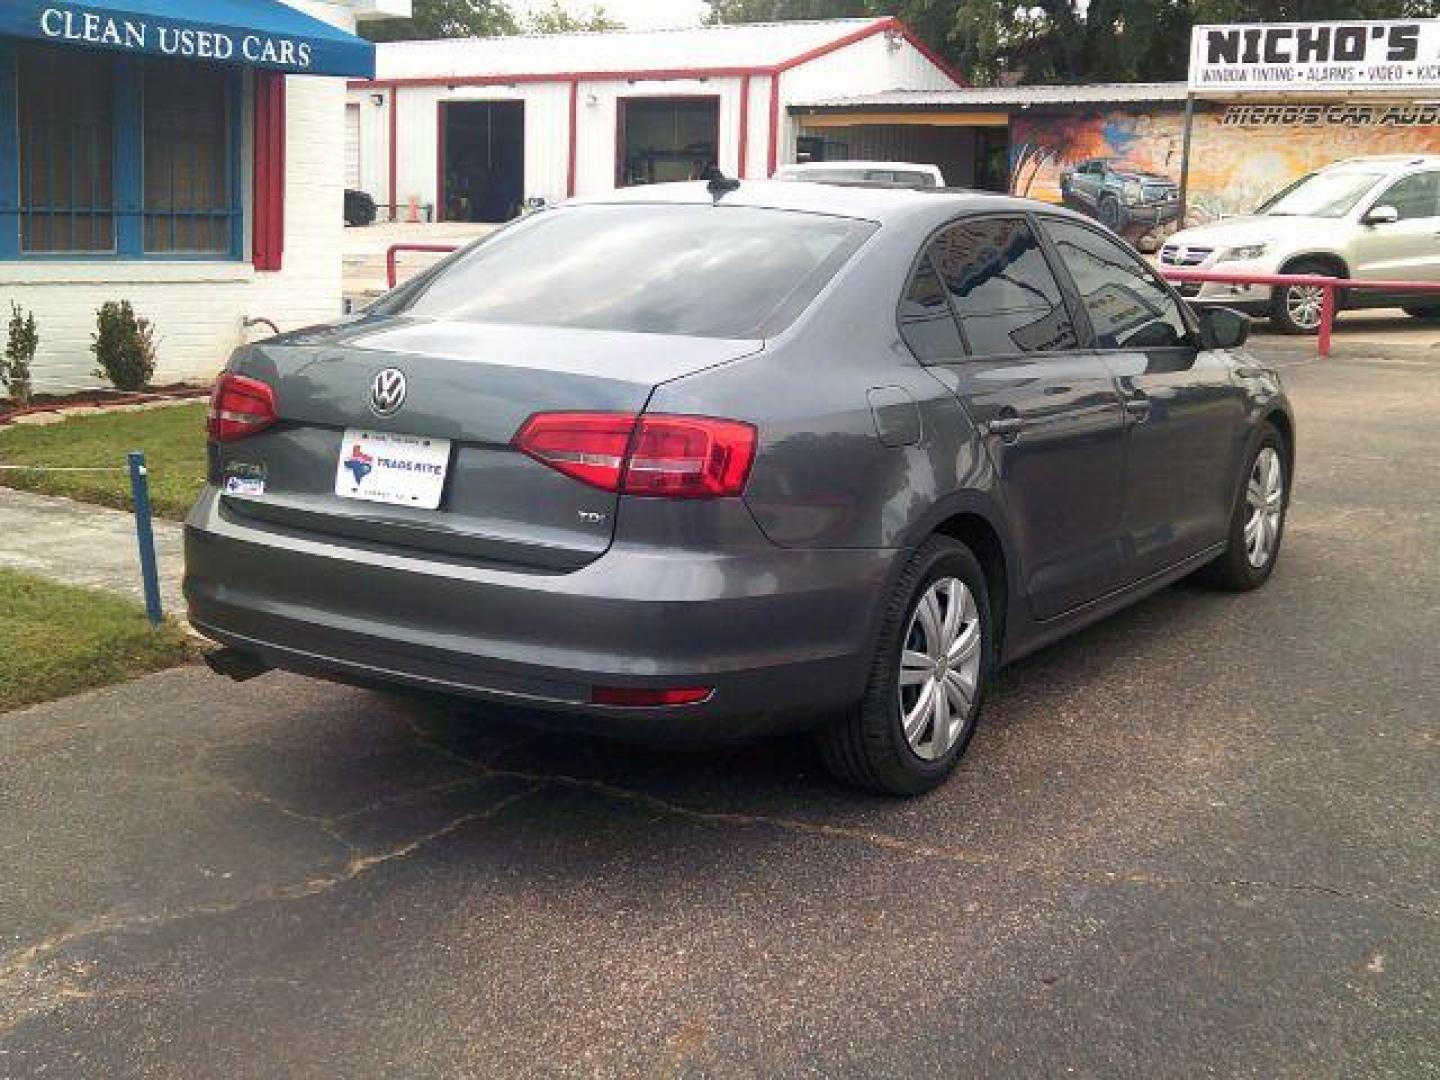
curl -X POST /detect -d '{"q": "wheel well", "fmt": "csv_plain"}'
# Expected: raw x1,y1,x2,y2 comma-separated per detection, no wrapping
1279,252,1349,279
934,513,1009,650
1262,409,1295,474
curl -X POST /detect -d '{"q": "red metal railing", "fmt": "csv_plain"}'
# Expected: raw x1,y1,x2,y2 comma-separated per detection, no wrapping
386,243,459,289
1159,268,1440,358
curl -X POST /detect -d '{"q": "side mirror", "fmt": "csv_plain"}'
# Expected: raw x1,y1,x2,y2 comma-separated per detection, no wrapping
1364,205,1400,226
1195,305,1250,350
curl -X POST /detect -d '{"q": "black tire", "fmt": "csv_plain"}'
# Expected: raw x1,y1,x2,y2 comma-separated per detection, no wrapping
1197,426,1289,592
818,537,994,796
1097,196,1122,230
1403,305,1440,321
1269,259,1338,335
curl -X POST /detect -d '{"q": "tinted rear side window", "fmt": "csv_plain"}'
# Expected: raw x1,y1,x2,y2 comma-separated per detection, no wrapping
392,204,876,339
898,256,963,362
930,217,1078,355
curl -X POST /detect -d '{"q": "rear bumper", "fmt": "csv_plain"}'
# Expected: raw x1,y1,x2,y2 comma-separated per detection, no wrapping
183,488,892,738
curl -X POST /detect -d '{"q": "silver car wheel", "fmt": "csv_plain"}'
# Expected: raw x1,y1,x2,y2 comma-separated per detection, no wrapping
1285,285,1325,330
898,577,982,762
1244,447,1285,569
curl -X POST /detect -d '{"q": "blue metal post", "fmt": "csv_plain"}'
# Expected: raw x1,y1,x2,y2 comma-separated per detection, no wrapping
0,40,20,259
127,451,164,627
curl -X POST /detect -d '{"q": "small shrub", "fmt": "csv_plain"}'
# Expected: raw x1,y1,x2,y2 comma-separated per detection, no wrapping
91,301,157,392
3,303,38,407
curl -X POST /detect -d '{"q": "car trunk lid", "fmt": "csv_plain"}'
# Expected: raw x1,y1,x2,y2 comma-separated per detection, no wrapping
216,317,762,571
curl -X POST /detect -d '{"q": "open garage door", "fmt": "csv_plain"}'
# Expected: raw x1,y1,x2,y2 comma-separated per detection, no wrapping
618,97,721,187
440,101,525,223
796,113,1012,192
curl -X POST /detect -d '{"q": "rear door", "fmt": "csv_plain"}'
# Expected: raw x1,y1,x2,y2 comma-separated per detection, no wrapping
1039,216,1248,580
910,214,1129,620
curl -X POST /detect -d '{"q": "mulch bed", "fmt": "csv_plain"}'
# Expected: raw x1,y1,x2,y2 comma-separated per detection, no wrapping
0,384,212,425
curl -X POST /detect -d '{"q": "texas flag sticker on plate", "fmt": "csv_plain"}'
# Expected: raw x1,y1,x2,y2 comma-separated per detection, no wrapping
335,429,452,510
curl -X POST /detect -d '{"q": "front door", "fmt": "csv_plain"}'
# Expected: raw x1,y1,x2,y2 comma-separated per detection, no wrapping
906,215,1129,620
1039,216,1249,581
1350,170,1440,287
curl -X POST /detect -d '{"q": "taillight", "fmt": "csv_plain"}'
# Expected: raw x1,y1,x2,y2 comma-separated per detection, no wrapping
512,412,636,490
208,373,278,442
514,412,757,499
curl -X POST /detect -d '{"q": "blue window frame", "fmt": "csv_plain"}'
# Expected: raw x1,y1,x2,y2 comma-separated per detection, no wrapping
0,39,243,261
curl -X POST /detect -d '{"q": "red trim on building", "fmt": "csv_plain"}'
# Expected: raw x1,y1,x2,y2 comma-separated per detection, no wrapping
892,20,970,87
354,66,766,91
766,75,780,177
252,71,286,273
773,17,889,73
435,101,447,222
388,86,399,219
567,79,579,197
346,20,964,92
738,73,750,177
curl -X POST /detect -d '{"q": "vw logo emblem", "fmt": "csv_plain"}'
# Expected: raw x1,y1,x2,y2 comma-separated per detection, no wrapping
369,368,407,417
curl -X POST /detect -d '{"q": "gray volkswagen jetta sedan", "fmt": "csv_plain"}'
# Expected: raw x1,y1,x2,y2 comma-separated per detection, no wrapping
186,180,1293,795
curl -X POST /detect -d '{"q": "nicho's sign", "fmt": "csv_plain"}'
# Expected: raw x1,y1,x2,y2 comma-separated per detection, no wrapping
1190,20,1440,93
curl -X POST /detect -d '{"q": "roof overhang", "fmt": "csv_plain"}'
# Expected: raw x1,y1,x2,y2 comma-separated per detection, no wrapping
797,110,1009,128
1,0,376,78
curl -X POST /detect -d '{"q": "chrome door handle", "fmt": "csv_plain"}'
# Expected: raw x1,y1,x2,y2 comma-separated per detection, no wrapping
1124,398,1152,422
986,417,1025,436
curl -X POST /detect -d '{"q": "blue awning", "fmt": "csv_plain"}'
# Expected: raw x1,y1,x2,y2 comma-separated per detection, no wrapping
0,0,375,78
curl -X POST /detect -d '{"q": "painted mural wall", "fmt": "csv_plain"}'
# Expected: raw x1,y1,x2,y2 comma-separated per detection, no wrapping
1010,103,1440,237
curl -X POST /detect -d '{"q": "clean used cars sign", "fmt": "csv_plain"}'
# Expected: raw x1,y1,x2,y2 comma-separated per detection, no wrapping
1190,20,1440,93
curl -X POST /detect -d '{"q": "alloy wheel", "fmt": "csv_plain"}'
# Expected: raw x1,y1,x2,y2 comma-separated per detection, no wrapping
1244,447,1285,569
897,577,983,761
1285,285,1325,331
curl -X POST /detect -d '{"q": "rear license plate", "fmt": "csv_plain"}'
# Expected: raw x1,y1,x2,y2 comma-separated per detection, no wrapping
335,429,451,510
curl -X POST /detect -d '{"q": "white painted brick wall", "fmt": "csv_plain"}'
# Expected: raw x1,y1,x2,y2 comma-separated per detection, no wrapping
0,1,368,391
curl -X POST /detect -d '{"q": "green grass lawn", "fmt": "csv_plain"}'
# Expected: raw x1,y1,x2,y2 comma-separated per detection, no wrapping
0,569,195,713
0,402,208,520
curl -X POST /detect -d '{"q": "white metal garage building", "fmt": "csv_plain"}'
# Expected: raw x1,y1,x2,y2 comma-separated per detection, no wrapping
346,18,964,222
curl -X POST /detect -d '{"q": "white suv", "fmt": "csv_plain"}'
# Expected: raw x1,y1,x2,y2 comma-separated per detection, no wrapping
1161,155,1440,333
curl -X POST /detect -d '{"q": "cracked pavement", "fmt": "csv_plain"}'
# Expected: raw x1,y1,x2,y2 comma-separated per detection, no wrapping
2,346,1437,1077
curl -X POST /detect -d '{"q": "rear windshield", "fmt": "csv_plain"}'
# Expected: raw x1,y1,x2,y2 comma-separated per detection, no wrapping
387,204,876,339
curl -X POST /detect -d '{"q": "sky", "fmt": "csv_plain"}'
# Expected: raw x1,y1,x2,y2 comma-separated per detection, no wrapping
511,0,710,30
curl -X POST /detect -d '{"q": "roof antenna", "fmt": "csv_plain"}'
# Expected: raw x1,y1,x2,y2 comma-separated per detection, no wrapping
708,175,741,201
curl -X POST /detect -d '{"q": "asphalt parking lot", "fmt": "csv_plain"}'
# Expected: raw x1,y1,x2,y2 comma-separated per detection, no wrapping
3,340,1437,1078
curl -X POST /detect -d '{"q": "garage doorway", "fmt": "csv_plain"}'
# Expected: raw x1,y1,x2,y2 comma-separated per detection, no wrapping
440,101,524,223
794,119,1012,193
618,97,721,187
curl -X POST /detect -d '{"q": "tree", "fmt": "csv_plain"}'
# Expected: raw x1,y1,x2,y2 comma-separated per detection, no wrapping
360,0,517,42
705,0,868,18
525,2,624,32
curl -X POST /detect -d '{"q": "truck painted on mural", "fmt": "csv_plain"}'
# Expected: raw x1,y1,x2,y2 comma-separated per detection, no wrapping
1058,157,1182,232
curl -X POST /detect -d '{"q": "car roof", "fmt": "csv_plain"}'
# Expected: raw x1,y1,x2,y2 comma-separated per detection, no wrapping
569,180,1060,226
779,161,941,173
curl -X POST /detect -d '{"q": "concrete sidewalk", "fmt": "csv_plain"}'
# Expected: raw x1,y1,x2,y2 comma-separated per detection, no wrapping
0,487,184,613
